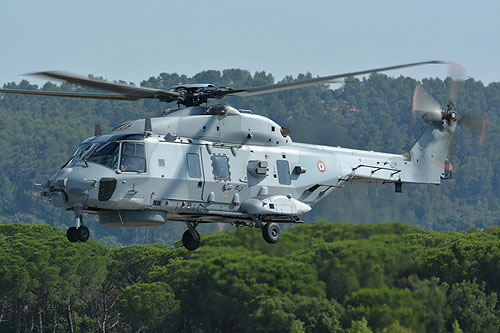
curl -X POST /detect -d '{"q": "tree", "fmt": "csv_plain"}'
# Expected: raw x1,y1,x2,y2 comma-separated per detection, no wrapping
249,294,343,333
348,318,372,333
448,279,499,332
117,282,180,332
344,287,425,332
408,276,449,332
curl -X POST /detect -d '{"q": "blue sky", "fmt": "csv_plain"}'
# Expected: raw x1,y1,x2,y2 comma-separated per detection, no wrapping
1,0,499,87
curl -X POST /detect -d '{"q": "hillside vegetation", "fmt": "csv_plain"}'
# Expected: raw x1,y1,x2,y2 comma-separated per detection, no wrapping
1,223,500,332
0,69,498,245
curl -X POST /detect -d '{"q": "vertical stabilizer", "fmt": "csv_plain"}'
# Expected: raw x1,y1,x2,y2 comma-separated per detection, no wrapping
408,121,455,184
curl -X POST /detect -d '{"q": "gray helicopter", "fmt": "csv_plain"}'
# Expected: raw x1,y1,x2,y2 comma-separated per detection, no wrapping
0,61,484,250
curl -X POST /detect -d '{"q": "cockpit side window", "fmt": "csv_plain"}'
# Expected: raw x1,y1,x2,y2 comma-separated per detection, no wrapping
87,142,120,169
120,142,146,173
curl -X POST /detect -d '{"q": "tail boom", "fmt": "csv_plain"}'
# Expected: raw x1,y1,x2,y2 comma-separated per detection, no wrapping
317,121,455,187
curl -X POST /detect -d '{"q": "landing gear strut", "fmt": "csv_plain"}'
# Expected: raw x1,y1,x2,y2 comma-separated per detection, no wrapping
182,222,200,251
66,207,90,243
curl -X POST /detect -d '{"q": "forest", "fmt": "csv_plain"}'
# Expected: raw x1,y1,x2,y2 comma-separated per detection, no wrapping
1,222,500,332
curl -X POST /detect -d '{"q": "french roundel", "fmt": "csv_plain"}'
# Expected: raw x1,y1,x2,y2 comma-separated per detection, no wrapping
317,160,326,172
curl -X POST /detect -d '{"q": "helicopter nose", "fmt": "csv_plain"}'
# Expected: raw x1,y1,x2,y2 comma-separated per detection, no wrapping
49,191,67,207
46,167,98,208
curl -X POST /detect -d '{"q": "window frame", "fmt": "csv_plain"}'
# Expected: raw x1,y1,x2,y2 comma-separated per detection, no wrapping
85,142,121,170
119,141,147,173
211,154,231,182
186,153,202,178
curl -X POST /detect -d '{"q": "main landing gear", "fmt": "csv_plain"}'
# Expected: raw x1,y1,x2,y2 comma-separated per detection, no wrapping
261,222,281,244
180,219,281,251
252,217,281,244
182,222,200,251
66,207,90,243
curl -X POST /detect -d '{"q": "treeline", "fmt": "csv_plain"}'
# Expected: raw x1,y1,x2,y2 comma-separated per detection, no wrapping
0,69,499,246
1,222,500,332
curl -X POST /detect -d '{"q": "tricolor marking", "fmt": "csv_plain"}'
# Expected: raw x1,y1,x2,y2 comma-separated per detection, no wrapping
317,161,326,173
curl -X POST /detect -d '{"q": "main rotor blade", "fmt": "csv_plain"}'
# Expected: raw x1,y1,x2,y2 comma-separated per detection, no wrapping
412,85,443,122
0,88,139,100
227,60,445,97
29,71,181,101
226,78,343,97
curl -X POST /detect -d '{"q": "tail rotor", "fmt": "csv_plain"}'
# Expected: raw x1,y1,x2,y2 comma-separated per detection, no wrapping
412,62,487,144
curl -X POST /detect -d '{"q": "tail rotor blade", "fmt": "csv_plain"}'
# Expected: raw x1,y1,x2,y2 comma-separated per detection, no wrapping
448,113,487,170
458,112,488,144
447,62,466,105
412,85,443,122
480,113,488,145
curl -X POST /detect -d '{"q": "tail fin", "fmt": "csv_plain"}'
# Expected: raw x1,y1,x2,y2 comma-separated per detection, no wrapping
407,121,455,184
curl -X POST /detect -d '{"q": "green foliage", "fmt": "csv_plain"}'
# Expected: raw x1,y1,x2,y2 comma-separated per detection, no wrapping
381,321,415,333
0,224,108,332
408,276,449,332
117,282,180,332
149,246,325,331
348,317,373,333
2,222,500,331
249,294,343,333
451,320,463,333
448,279,499,332
344,287,425,332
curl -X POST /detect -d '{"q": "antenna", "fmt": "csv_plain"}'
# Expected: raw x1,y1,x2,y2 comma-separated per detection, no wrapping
144,117,152,135
94,124,102,136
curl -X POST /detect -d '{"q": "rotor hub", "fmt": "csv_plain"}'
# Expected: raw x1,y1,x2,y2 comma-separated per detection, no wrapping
445,103,457,122
445,110,457,122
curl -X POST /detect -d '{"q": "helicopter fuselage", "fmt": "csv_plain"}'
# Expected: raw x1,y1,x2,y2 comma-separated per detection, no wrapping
44,104,454,230
1,60,456,248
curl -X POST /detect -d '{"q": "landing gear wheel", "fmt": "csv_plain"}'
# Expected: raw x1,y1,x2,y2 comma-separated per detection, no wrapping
262,222,281,244
182,229,201,251
66,227,78,242
77,226,90,242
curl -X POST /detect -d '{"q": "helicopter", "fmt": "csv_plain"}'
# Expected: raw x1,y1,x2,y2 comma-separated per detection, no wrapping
0,60,485,251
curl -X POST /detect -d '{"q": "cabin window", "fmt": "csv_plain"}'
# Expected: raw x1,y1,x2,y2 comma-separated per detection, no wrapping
187,153,202,178
276,160,291,185
120,142,146,172
212,155,230,181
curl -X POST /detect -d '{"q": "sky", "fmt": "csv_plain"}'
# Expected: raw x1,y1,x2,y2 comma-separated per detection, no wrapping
1,0,499,88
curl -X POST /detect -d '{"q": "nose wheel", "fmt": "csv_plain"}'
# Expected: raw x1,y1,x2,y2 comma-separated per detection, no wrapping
182,222,200,251
66,207,90,243
66,227,78,242
66,226,90,242
77,225,90,242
